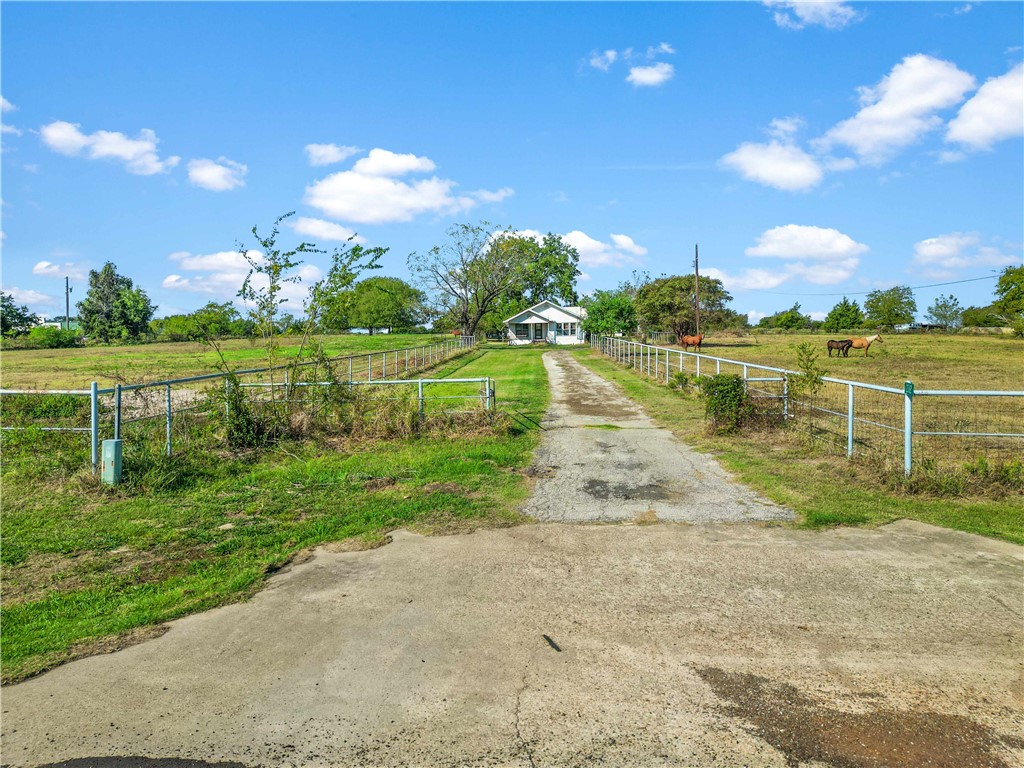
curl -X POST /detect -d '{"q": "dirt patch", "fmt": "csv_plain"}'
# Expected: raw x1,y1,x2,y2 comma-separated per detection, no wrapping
633,509,660,525
694,666,1023,768
362,476,397,491
35,759,250,768
320,535,392,553
522,465,557,478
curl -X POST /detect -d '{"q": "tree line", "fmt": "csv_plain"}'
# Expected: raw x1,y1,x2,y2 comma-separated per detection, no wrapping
2,218,1022,349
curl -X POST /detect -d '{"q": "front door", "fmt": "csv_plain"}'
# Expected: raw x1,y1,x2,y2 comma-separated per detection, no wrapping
533,323,545,340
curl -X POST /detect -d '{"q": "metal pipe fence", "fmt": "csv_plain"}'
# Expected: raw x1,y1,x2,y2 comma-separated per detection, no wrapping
592,335,1024,475
1,336,479,471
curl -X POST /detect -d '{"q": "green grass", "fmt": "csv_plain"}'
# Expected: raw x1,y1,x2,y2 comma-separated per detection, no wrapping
0,333,453,390
658,332,1022,391
0,347,550,683
573,348,1024,545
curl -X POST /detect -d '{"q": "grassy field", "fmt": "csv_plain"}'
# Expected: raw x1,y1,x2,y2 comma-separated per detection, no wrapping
0,333,452,390
573,348,1024,545
657,332,1022,391
0,347,549,683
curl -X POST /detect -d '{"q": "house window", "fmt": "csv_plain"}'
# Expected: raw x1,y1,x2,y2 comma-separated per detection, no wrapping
555,322,576,336
515,324,528,339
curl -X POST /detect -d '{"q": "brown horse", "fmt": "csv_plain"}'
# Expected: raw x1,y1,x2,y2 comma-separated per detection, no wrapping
827,339,853,358
850,334,883,356
681,333,704,352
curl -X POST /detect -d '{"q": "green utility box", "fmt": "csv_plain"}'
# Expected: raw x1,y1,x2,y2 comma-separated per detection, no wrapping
101,439,123,485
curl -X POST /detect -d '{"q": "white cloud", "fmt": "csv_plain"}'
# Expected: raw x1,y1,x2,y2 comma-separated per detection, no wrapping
911,232,1018,279
768,116,805,140
704,267,790,291
626,62,675,87
609,233,648,257
32,260,87,280
953,4,972,14
562,231,646,268
764,1,859,30
746,224,869,260
1,96,15,112
747,310,768,324
2,124,22,136
352,148,436,177
720,141,823,191
289,217,365,244
40,121,180,175
163,249,320,309
817,54,976,164
786,257,860,284
187,157,248,191
945,63,1024,151
304,147,501,224
589,49,618,71
304,143,360,167
647,42,676,57
3,286,55,306
471,187,515,204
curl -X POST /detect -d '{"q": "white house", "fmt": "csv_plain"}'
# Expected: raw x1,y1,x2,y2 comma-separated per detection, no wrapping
504,301,587,345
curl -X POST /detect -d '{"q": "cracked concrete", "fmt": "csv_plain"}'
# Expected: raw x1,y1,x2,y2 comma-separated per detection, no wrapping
522,352,792,523
3,523,1023,767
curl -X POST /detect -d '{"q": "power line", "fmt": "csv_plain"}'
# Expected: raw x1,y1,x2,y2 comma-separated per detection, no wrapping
742,274,1000,297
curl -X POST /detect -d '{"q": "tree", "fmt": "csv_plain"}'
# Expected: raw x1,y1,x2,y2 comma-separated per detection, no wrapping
925,294,963,331
349,277,425,333
1,292,39,336
822,297,865,332
409,222,533,337
634,275,733,340
993,265,1024,320
961,304,1003,328
758,302,811,331
77,262,156,343
517,234,581,305
864,285,916,327
580,290,637,337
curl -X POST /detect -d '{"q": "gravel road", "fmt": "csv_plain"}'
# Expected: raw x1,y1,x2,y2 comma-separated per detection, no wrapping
523,352,792,523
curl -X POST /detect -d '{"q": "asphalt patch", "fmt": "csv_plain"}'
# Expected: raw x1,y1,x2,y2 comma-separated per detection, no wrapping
694,665,1023,768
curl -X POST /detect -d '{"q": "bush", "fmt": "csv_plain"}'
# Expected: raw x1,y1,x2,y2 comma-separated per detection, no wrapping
25,326,82,349
698,374,750,433
668,370,698,396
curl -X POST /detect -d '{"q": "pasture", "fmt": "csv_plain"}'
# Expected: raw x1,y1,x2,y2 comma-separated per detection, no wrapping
674,332,1021,391
0,346,550,682
0,332,450,390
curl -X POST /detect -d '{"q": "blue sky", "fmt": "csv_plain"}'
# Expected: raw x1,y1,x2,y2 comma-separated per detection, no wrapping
2,1,1022,323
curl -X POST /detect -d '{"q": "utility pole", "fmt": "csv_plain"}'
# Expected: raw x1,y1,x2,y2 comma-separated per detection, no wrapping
64,276,72,331
694,243,701,336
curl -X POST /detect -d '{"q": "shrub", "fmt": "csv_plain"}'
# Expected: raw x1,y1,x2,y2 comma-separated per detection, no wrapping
698,374,750,433
25,326,82,349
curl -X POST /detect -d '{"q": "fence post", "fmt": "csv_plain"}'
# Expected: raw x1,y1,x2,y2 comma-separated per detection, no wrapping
665,350,670,384
903,381,914,477
418,379,424,420
847,383,854,458
165,383,173,457
715,359,720,375
348,356,353,383
696,355,701,378
90,381,99,472
783,376,789,421
678,351,683,373
114,383,122,440
406,348,409,375
367,354,372,382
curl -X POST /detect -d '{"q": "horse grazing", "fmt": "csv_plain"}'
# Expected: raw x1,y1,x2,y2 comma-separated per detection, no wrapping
827,339,853,358
681,333,704,352
850,334,883,357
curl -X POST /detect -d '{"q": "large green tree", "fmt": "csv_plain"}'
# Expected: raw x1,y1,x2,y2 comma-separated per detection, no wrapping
410,223,535,337
822,297,865,332
864,285,917,327
634,275,733,340
349,277,426,334
993,264,1024,320
758,303,811,331
925,294,963,331
580,290,637,337
1,292,39,337
76,262,156,343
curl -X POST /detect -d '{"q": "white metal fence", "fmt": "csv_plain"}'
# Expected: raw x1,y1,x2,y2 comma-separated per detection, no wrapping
593,335,1024,475
1,336,479,471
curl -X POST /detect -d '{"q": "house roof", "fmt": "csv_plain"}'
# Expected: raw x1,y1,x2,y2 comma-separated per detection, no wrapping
504,300,586,325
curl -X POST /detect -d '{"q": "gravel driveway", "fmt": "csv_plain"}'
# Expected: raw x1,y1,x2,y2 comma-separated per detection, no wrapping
523,352,791,523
